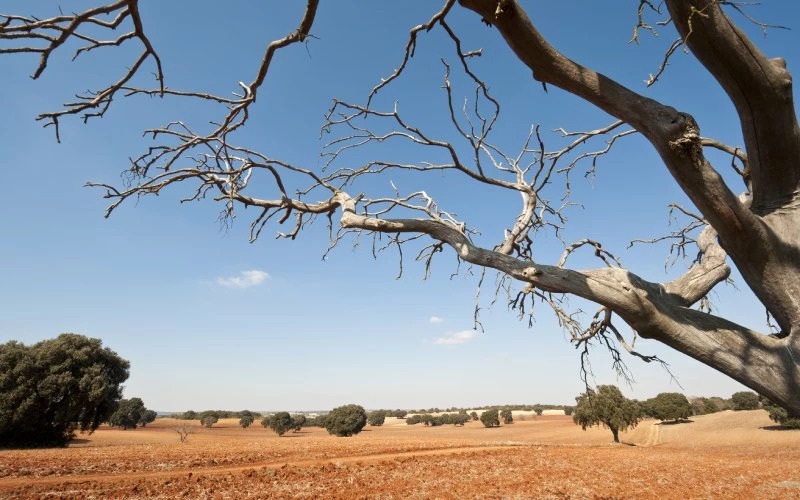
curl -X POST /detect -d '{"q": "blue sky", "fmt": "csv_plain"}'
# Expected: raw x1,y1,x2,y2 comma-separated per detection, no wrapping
1,1,798,411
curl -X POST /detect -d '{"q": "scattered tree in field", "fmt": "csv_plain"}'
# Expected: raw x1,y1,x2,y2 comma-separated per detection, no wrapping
368,411,386,427
761,399,800,429
291,414,306,432
108,398,147,430
175,425,193,443
325,405,367,437
392,410,408,419
406,415,422,425
201,415,218,428
563,407,574,416
533,406,544,416
573,385,641,443
0,333,129,447
267,412,292,436
139,409,158,427
4,2,800,418
470,411,479,421
480,409,500,428
646,393,692,422
239,415,255,429
500,409,514,424
731,391,760,411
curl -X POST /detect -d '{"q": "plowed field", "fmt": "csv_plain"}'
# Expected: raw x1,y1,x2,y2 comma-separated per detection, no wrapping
1,411,799,498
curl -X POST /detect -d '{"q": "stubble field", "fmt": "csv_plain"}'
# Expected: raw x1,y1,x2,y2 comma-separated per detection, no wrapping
1,410,799,498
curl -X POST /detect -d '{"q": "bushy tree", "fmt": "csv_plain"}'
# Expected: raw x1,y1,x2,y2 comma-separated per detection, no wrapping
325,404,367,437
761,400,800,429
563,407,574,416
392,410,408,419
731,391,760,411
139,409,158,427
470,411,479,421
201,415,218,428
500,409,514,424
368,411,386,427
291,414,306,432
480,409,500,428
573,385,641,443
108,398,147,430
239,415,255,429
268,412,292,436
533,406,544,416
0,334,129,447
647,393,692,422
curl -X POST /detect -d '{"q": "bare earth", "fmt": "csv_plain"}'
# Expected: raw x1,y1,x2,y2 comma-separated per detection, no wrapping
1,410,799,498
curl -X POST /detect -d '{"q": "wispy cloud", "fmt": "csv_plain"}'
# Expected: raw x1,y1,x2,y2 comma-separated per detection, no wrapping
217,270,270,289
433,329,477,346
429,316,445,324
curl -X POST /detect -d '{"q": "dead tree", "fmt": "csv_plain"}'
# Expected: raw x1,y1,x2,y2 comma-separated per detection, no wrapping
2,1,798,415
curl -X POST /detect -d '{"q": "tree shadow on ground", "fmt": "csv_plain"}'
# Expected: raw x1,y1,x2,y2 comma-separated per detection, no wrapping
657,419,694,425
761,425,800,431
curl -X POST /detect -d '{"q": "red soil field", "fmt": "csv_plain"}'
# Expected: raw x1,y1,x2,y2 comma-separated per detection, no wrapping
1,410,799,498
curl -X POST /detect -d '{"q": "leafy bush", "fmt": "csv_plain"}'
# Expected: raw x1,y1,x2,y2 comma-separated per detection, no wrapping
761,400,800,429
573,385,641,443
268,412,292,436
392,409,408,419
501,409,514,424
325,404,367,437
139,409,158,427
731,391,760,411
0,333,129,447
647,393,692,422
480,409,500,428
239,415,255,429
108,398,147,430
563,406,574,416
201,415,218,428
368,411,386,426
470,411,479,421
291,414,306,432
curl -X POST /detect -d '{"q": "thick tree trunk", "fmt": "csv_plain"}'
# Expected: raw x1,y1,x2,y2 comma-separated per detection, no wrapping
611,427,619,444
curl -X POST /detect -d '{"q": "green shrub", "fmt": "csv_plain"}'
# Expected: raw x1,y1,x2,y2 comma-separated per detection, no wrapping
268,412,292,436
325,404,367,437
480,409,500,428
731,391,759,411
646,393,692,422
239,415,255,429
368,411,386,426
108,398,146,430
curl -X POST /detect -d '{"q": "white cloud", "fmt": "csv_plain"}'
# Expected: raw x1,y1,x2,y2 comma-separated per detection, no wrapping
429,316,445,324
433,329,478,346
217,270,270,289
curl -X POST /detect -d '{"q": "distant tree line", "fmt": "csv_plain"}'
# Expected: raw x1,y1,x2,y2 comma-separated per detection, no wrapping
172,409,263,420
406,412,471,427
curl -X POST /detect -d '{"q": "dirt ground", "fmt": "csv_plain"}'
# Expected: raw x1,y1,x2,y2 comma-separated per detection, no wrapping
1,410,799,498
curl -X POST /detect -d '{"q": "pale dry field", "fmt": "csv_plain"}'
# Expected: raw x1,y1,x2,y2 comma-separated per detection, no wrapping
1,411,798,498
